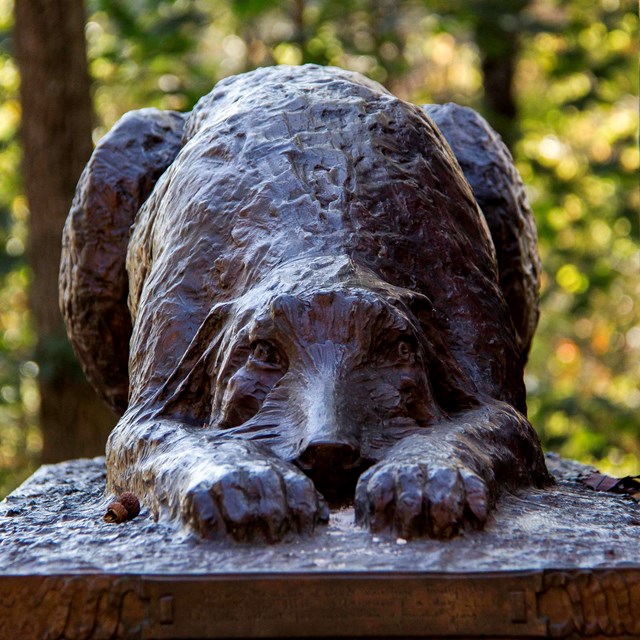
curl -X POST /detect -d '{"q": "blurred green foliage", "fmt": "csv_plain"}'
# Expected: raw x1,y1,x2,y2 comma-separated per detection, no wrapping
0,1,40,497
0,0,637,497
517,0,639,473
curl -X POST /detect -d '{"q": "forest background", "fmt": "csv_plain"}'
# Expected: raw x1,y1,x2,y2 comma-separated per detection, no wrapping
0,0,638,498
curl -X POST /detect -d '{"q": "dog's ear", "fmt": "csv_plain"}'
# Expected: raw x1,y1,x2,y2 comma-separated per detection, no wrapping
59,108,186,415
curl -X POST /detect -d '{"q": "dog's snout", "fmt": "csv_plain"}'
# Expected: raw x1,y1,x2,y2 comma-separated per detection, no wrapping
296,439,361,471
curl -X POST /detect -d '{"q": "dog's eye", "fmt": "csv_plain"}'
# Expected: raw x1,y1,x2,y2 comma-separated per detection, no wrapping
397,339,411,361
250,340,284,368
392,337,416,365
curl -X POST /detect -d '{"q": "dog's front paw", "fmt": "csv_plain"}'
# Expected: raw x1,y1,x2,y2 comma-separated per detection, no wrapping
181,442,329,542
354,459,492,539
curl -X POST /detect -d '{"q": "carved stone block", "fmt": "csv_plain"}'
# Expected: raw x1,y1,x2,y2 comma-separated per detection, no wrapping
1,455,638,638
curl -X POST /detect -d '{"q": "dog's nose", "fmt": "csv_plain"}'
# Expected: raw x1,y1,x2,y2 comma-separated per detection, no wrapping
296,440,361,471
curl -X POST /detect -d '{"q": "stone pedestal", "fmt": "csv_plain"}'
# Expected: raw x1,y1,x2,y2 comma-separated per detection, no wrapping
1,455,639,639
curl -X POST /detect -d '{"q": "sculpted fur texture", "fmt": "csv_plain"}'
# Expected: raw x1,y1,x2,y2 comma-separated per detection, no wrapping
60,65,551,541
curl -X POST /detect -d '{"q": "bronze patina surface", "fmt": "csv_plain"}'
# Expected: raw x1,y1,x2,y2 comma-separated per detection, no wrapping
59,65,552,542
1,455,639,639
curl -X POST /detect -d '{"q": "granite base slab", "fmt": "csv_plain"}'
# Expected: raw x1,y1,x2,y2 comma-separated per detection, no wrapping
0,454,638,639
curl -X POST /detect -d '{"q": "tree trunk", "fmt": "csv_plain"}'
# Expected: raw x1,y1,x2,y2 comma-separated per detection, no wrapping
473,0,530,148
14,0,116,463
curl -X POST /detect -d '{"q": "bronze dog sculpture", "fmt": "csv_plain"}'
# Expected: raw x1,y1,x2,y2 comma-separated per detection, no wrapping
60,65,551,542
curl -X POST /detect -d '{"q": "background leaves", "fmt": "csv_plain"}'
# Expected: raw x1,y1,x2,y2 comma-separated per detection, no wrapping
0,0,637,497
